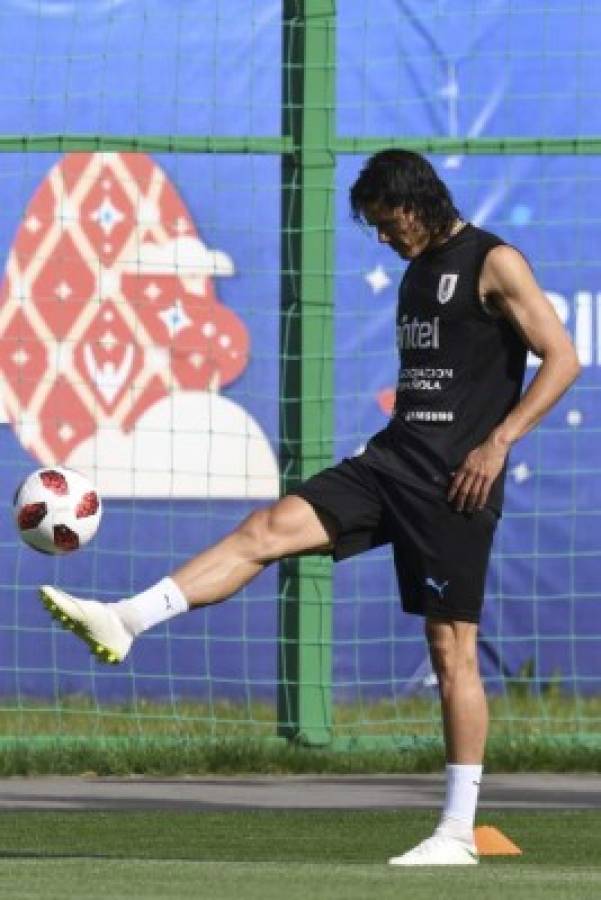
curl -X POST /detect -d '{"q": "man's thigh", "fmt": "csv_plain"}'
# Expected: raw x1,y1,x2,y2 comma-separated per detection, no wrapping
291,457,389,560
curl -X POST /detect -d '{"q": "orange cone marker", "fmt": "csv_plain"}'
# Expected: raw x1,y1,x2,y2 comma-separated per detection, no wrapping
474,825,522,856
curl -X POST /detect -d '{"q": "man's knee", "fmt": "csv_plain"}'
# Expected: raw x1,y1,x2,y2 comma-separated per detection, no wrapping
426,619,479,688
235,506,283,561
236,496,333,562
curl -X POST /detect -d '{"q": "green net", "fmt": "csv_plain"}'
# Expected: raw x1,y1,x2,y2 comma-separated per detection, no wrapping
0,0,599,762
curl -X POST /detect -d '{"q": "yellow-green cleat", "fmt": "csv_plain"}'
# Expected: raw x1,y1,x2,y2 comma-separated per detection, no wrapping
39,585,133,665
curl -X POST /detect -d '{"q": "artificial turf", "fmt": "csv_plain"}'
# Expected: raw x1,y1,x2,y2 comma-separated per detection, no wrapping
0,809,600,899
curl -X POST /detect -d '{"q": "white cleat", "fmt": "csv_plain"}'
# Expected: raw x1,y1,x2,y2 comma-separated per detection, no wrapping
388,834,479,866
39,585,133,665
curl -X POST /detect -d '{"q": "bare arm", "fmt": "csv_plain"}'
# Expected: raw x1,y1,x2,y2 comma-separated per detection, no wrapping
448,244,581,512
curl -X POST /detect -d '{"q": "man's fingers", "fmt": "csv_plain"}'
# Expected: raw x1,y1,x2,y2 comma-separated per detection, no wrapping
466,475,490,512
453,473,477,511
450,469,490,511
448,468,468,501
474,477,492,510
450,440,507,510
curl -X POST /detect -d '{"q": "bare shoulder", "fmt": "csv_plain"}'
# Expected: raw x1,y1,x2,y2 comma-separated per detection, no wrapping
478,243,577,359
479,244,544,316
480,244,535,295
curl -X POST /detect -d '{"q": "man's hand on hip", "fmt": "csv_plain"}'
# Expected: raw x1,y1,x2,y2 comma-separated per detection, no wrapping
448,435,510,512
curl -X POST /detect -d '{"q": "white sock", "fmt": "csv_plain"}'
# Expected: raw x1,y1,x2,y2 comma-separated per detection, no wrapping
113,577,189,637
435,763,482,843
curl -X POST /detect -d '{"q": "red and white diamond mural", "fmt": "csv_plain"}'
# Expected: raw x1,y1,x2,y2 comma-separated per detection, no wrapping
0,153,278,497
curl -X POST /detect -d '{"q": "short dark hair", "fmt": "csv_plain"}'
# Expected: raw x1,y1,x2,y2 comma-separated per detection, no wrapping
349,149,460,239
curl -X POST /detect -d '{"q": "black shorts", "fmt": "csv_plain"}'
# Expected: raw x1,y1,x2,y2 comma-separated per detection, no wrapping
293,456,498,625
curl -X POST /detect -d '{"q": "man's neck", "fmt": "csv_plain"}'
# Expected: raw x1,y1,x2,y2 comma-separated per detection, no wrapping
427,218,466,252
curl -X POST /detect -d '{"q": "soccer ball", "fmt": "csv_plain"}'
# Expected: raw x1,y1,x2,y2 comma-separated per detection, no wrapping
13,467,102,554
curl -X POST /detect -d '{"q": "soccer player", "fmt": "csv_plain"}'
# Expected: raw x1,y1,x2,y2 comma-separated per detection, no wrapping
39,150,580,865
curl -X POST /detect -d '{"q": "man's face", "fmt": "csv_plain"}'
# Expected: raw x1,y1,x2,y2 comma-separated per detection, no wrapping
362,202,430,260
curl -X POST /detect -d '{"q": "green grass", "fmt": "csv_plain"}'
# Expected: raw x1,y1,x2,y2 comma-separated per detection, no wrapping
0,810,600,899
1,733,601,776
0,693,600,774
2,691,601,741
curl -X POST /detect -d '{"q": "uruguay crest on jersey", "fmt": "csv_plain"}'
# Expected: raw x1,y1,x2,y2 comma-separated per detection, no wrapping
437,273,459,304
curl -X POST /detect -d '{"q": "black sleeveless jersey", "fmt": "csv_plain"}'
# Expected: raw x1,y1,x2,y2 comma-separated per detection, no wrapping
362,223,528,512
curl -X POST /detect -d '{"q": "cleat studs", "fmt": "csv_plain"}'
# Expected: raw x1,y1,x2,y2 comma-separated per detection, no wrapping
39,591,122,666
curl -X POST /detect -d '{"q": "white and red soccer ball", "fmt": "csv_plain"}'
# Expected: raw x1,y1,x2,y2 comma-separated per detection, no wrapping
13,467,102,554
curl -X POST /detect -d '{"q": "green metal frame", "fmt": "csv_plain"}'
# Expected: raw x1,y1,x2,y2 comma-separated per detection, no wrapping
2,1,601,749
6,134,601,155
